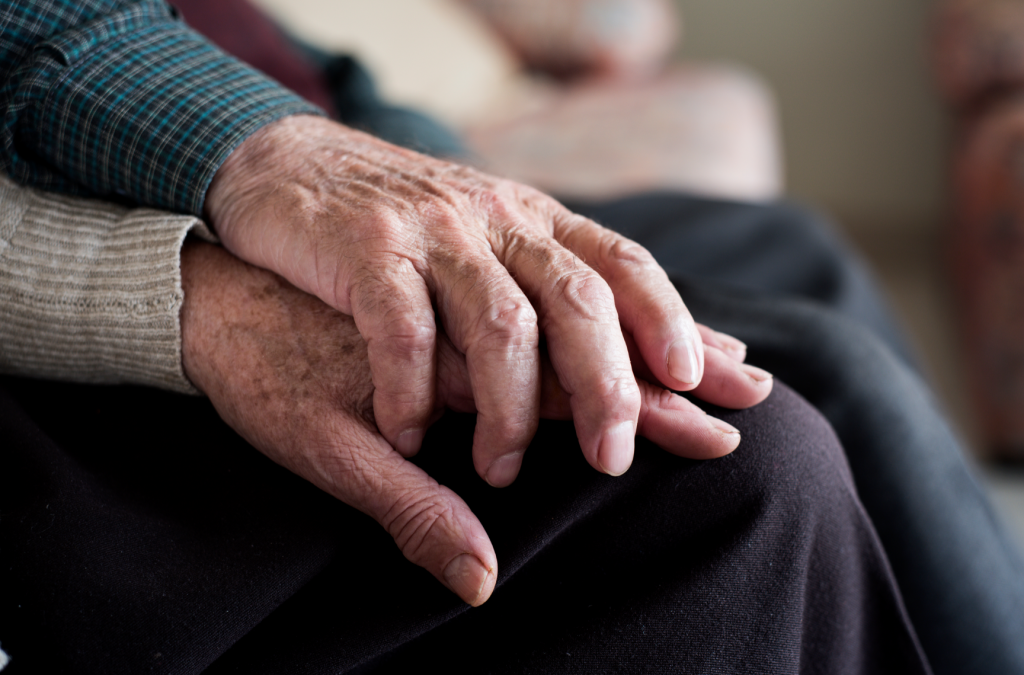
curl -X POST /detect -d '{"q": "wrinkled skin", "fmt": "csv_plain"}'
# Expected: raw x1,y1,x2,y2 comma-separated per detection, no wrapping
180,241,772,606
206,115,719,488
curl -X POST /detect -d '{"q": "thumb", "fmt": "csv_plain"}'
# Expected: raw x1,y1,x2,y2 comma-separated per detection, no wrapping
311,414,498,606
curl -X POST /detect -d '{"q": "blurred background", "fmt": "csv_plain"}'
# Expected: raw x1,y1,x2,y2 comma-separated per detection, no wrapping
249,0,1024,545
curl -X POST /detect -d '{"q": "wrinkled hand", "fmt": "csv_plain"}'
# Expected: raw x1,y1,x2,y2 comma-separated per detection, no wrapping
179,241,772,606
205,115,716,487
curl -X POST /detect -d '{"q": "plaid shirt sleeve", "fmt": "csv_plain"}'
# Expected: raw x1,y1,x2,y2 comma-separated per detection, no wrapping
0,0,324,216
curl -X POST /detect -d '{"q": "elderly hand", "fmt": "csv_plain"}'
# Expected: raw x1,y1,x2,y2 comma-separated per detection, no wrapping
179,240,771,606
205,115,719,488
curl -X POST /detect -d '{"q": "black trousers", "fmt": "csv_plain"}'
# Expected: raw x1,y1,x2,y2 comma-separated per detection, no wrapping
1,195,1022,674
0,374,926,674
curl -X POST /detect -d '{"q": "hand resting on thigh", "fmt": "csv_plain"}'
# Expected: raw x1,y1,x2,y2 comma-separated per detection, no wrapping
205,115,721,488
179,241,772,607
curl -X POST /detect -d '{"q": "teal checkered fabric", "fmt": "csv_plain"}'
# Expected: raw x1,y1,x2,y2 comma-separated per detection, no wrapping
1,0,323,215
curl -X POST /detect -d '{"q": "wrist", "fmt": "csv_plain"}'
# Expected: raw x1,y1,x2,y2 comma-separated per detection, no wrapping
180,239,227,396
203,114,323,233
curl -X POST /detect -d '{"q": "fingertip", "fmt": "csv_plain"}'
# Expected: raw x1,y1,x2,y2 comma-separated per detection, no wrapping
716,333,748,363
667,335,700,387
472,414,537,487
373,389,437,460
396,428,425,457
741,363,773,385
635,380,741,459
444,553,497,607
691,346,773,409
598,420,635,476
483,451,524,488
706,415,742,455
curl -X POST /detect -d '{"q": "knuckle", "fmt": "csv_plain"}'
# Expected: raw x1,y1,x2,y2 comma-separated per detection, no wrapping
474,187,506,213
553,210,595,239
350,211,408,252
653,385,683,412
605,236,657,269
420,199,463,230
474,181,552,226
491,227,551,267
354,276,435,356
517,184,558,211
351,261,421,307
550,267,617,321
366,208,402,237
590,371,643,413
500,176,550,201
472,296,539,348
580,229,662,282
382,490,457,565
377,314,436,357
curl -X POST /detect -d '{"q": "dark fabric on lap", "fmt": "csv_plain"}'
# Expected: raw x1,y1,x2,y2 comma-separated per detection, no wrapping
559,191,1024,675
0,381,349,674
563,193,916,368
0,375,928,674
207,385,924,675
674,278,1024,675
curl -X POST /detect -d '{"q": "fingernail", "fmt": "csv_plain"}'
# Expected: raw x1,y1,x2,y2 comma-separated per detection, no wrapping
396,428,425,456
741,364,773,384
707,415,740,436
485,452,523,488
668,336,700,385
444,553,492,607
716,332,748,359
598,421,635,476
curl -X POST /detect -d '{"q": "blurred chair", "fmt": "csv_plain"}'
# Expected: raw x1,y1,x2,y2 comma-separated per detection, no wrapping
935,0,1024,461
458,0,784,202
250,0,783,202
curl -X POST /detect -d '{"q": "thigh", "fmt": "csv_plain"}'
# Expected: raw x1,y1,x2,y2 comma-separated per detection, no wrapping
0,375,926,674
206,382,927,674
565,193,915,367
677,279,1024,675
0,378,351,674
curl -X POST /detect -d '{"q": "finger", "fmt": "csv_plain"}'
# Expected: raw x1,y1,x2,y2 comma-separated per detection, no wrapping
436,331,479,414
350,258,437,458
309,415,498,606
635,379,742,459
623,330,657,384
625,325,768,410
431,243,541,488
691,344,773,409
552,210,705,392
696,324,748,363
529,350,742,458
437,331,741,459
437,329,574,420
498,231,640,477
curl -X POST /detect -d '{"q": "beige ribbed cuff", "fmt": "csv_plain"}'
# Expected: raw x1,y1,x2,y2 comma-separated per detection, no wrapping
0,175,216,395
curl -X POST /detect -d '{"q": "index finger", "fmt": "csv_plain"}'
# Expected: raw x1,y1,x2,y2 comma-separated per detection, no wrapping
552,209,706,393
293,413,498,606
499,230,641,477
